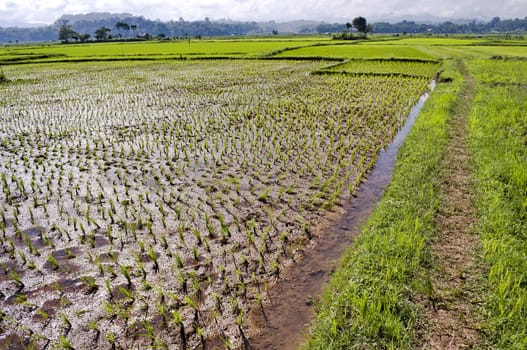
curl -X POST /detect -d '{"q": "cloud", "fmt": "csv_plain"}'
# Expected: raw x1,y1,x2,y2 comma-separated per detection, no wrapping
0,0,526,27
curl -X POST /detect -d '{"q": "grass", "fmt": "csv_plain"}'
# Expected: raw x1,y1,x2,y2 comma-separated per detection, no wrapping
320,59,440,78
361,37,489,46
0,39,324,64
420,45,527,59
468,60,527,348
309,45,527,349
468,58,527,84
274,44,436,60
307,60,463,349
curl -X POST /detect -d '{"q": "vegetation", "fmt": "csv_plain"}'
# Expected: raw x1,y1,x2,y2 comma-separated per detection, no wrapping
308,60,462,348
373,17,527,35
94,27,112,40
308,44,527,349
0,39,326,64
332,16,373,40
57,21,91,43
319,58,440,78
1,35,526,349
1,13,527,43
352,16,372,35
467,59,527,348
274,44,436,59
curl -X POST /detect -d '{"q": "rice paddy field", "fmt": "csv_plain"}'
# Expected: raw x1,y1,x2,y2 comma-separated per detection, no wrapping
1,36,526,349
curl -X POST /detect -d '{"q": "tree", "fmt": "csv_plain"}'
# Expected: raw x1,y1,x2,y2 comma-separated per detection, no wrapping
352,16,370,35
345,22,352,32
58,21,78,43
115,22,130,37
95,27,111,40
130,24,138,37
489,17,501,31
78,33,91,43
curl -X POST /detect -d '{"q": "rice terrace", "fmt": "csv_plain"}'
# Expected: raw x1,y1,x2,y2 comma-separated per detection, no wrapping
1,33,527,349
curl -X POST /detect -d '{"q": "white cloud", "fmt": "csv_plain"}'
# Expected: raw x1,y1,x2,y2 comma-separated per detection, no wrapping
0,0,526,27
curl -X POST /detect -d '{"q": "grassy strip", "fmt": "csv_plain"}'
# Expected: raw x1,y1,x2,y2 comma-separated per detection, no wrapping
468,63,527,348
311,70,435,80
307,61,463,349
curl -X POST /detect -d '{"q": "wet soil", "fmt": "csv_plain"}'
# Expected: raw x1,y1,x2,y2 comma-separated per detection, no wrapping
247,85,434,349
0,62,435,349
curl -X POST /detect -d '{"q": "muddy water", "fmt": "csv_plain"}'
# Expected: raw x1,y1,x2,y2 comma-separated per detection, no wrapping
247,82,435,350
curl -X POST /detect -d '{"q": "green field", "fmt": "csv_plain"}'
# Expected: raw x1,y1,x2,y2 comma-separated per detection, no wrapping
320,59,440,78
1,36,526,349
0,39,326,63
274,43,436,59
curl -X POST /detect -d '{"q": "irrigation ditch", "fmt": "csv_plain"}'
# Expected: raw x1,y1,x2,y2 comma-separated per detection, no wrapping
247,81,436,349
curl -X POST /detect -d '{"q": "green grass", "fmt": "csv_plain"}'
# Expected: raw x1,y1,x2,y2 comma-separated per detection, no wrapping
307,61,463,349
361,37,489,46
274,44,436,60
421,45,527,59
0,67,7,82
469,58,527,84
321,59,440,78
0,39,324,64
2,37,525,65
468,60,527,348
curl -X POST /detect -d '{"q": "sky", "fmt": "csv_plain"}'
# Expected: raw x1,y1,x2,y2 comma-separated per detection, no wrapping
0,0,526,27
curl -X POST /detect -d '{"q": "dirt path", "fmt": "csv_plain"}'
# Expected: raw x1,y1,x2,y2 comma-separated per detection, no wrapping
419,62,485,349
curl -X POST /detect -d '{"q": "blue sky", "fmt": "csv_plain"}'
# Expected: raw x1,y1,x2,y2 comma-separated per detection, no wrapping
1,0,526,26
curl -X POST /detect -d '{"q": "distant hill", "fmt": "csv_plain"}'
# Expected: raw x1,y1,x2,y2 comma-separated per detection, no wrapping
58,12,135,23
0,13,330,43
0,13,526,43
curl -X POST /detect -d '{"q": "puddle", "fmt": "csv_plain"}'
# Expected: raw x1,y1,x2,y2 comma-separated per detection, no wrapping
52,247,82,260
23,226,46,237
0,333,29,350
94,235,110,248
111,283,135,300
42,260,80,273
248,82,435,349
3,218,15,228
0,261,22,282
32,299,60,323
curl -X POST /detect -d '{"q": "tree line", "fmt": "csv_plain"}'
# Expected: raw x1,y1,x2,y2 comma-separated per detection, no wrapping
369,17,527,35
1,14,526,43
1,15,263,43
